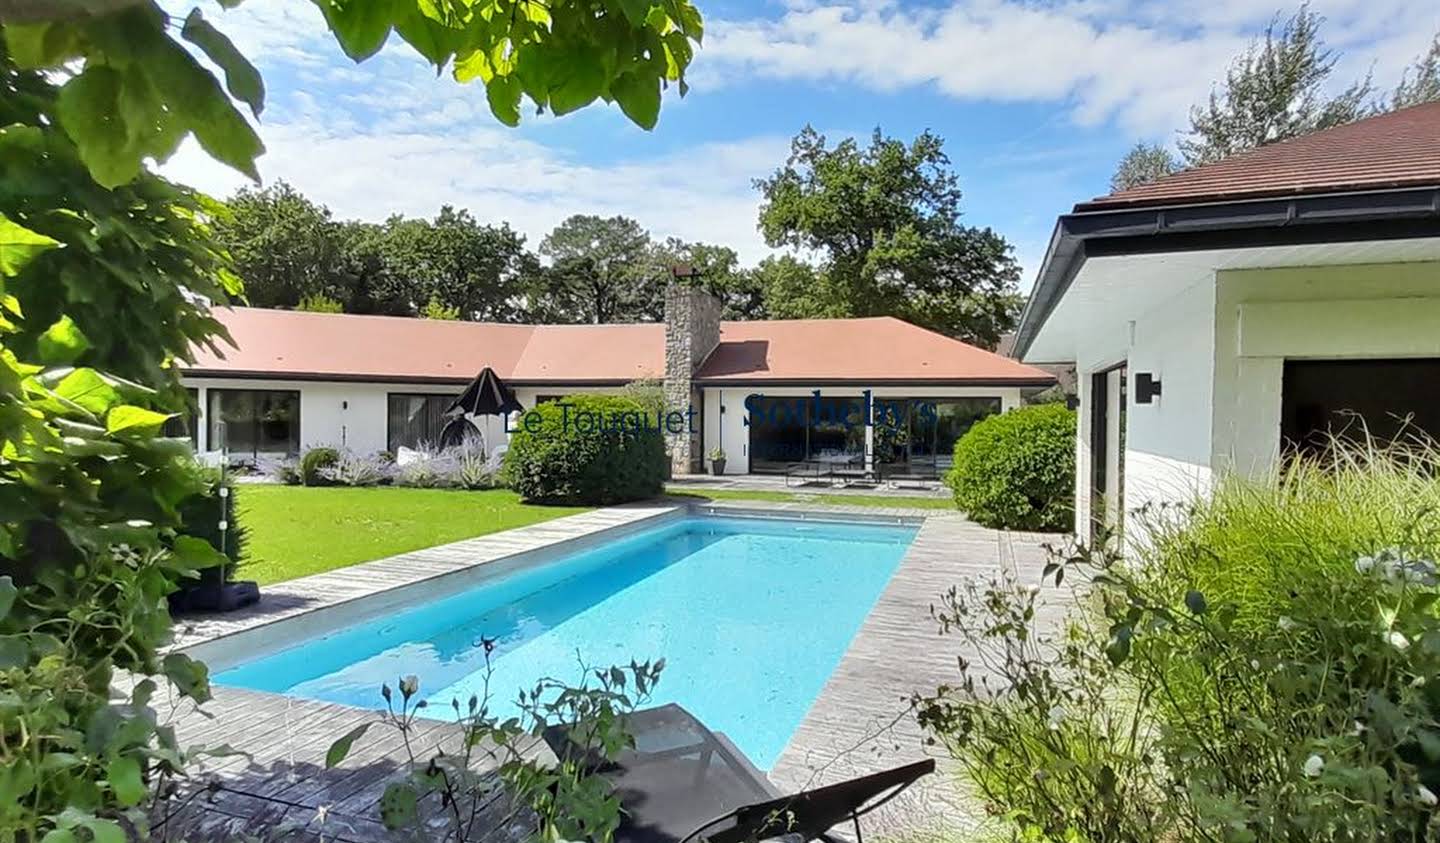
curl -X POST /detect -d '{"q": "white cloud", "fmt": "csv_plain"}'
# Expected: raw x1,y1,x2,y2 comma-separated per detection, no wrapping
700,0,1440,137
162,117,785,263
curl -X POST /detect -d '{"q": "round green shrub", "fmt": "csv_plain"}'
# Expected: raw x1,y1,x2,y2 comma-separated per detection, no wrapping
945,403,1076,531
505,394,668,505
300,445,339,486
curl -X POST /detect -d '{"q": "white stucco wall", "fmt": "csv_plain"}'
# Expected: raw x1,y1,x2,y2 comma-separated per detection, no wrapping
180,377,472,455
703,385,1024,475
1073,278,1217,536
182,376,1027,474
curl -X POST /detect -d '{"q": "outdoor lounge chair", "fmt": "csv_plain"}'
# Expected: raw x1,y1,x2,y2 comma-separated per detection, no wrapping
542,703,935,843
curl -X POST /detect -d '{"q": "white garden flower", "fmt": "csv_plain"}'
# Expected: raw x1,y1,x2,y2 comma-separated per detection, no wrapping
1250,659,1261,670
1351,720,1367,736
1355,555,1376,574
1421,785,1438,807
1302,754,1324,778
1388,630,1411,651
1278,616,1297,631
1047,705,1066,731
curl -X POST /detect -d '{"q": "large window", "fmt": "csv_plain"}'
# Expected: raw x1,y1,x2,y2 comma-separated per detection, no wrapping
387,393,457,451
207,389,299,458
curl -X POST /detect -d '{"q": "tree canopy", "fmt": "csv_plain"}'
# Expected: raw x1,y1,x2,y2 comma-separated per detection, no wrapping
1110,5,1440,194
755,127,1022,348
1110,142,1179,192
1394,35,1440,110
1180,4,1374,166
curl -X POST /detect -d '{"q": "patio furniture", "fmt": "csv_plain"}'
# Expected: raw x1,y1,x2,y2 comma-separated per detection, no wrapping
784,460,833,487
542,703,934,843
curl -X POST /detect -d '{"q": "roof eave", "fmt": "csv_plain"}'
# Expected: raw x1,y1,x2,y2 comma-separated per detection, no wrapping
1013,184,1440,362
693,376,1057,388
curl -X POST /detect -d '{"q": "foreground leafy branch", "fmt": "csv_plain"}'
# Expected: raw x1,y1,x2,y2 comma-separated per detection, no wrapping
5,0,704,188
0,44,241,839
325,646,665,843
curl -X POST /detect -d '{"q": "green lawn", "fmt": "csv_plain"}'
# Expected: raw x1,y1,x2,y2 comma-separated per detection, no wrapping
665,487,957,510
236,486,589,584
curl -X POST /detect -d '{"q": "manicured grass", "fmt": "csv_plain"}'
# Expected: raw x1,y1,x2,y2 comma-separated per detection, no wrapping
236,486,590,584
665,487,956,510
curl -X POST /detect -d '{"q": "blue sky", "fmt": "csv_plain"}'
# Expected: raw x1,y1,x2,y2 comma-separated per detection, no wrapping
163,0,1440,292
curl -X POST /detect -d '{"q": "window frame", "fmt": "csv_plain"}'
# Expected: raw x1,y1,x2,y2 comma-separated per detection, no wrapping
386,392,460,452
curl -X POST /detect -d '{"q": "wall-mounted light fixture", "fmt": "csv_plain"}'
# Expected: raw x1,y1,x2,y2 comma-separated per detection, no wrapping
1135,372,1162,404
1065,395,1080,411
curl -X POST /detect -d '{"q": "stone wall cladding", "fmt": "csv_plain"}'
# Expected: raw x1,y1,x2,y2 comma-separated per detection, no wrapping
663,284,721,473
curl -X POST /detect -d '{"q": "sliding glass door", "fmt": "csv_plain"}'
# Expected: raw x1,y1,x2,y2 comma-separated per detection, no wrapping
207,389,300,459
876,397,1002,478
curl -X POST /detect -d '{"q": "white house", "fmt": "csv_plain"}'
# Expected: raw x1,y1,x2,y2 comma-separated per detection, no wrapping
1014,101,1440,540
181,286,1054,478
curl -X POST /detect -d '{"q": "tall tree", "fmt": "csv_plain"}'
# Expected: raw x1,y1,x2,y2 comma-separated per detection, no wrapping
749,256,828,320
368,207,539,321
215,182,348,309
650,238,765,319
1394,34,1440,109
536,215,659,323
756,126,1022,347
1181,4,1374,165
1110,142,1180,192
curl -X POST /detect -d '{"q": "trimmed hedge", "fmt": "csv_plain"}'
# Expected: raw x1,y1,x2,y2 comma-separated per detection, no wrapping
945,403,1076,531
505,394,668,505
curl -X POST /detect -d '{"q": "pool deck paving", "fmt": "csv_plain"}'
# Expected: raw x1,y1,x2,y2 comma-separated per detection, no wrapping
153,498,1059,841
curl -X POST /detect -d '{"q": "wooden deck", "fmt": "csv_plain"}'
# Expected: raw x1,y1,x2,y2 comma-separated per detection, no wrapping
156,499,1058,841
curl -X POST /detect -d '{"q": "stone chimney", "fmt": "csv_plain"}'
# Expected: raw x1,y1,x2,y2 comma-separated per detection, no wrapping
663,283,721,474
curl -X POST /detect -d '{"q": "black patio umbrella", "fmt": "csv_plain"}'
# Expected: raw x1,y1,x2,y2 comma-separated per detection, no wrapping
438,366,523,449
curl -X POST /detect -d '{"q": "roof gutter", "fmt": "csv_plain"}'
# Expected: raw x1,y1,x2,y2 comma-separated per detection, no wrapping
1013,184,1440,362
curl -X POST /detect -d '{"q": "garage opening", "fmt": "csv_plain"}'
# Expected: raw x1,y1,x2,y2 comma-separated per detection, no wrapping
1281,359,1440,456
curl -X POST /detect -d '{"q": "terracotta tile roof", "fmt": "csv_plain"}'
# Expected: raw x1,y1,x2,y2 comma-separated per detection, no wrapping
187,307,1054,385
698,317,1052,383
1079,101,1440,211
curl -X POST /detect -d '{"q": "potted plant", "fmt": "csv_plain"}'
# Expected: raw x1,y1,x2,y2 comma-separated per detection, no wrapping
708,446,727,476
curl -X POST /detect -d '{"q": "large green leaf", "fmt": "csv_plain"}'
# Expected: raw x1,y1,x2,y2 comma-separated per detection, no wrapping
610,72,661,130
182,9,265,118
616,0,654,27
0,214,61,277
139,36,263,182
54,369,120,415
393,1,461,67
105,757,145,807
4,22,81,68
548,53,607,116
106,404,172,436
161,652,212,703
379,782,419,830
56,66,138,188
315,0,398,62
37,316,91,364
486,75,523,127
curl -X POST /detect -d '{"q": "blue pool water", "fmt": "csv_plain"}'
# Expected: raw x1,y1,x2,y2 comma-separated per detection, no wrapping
215,515,916,768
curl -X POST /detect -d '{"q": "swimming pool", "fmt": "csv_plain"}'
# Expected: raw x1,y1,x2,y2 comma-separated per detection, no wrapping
213,513,917,768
